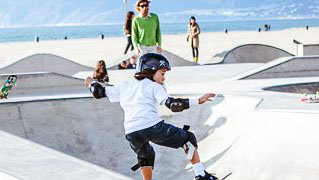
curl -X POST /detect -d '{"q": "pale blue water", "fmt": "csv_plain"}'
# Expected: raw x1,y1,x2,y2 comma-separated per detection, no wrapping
0,19,318,43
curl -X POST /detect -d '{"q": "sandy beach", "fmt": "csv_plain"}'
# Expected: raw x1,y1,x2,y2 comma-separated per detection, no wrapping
0,27,318,67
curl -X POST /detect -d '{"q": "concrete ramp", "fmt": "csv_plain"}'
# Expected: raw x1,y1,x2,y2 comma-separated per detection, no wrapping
1,63,319,179
107,51,136,69
210,44,294,64
107,50,197,70
155,95,263,179
74,63,261,86
0,72,87,97
0,92,258,180
0,53,93,76
1,91,319,180
0,130,132,180
210,107,319,180
161,50,198,66
263,82,319,94
230,56,319,80
0,96,137,178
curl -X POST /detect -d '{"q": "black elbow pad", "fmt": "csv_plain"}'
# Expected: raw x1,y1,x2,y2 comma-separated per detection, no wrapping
165,97,190,112
90,83,106,99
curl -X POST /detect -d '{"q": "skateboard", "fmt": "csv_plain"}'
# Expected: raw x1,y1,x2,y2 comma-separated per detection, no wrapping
0,75,17,99
193,172,232,180
221,172,232,180
301,92,319,103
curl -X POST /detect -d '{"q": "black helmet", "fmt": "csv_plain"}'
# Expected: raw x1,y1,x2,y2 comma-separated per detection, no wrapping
136,53,171,73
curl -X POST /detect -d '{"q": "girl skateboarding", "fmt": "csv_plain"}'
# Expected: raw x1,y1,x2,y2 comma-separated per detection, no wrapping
85,53,218,180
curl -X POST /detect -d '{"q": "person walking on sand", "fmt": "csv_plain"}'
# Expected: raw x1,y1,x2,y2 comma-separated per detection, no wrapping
93,60,109,83
124,11,135,54
132,0,162,56
187,16,200,62
85,53,219,180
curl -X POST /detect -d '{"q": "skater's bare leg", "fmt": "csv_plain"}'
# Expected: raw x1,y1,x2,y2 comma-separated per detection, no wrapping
190,148,200,164
185,148,206,177
140,166,152,180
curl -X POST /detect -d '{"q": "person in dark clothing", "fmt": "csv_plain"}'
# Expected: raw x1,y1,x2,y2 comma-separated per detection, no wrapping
124,11,135,54
118,61,127,70
100,33,105,40
126,56,137,69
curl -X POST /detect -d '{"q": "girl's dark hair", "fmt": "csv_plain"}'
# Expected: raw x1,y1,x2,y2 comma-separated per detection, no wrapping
126,11,135,19
189,16,196,26
124,11,135,34
93,60,109,83
134,70,155,81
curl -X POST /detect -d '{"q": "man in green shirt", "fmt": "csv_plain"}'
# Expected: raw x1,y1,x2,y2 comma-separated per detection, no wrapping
132,0,162,55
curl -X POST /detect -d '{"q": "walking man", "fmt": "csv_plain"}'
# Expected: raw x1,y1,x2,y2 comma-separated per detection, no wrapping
132,0,162,55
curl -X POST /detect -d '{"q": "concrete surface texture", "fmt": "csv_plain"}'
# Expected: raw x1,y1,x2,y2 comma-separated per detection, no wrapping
1,81,319,180
0,131,133,180
230,56,319,80
263,82,319,94
0,49,196,74
303,44,319,56
1,52,319,179
0,171,19,180
74,63,261,86
211,44,294,64
0,72,87,97
0,53,93,76
161,50,198,66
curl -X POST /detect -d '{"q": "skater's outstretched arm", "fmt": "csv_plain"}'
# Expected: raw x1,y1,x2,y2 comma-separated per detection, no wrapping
198,93,215,104
164,93,215,112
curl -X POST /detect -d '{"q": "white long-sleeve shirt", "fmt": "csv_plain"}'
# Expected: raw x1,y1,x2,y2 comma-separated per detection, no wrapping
102,78,197,134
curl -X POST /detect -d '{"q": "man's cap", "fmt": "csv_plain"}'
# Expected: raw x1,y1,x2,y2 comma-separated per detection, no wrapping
135,0,151,6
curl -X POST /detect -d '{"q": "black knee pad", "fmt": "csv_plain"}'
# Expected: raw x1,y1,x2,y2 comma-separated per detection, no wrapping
186,131,198,148
131,146,155,172
138,156,155,168
181,125,198,148
180,125,198,160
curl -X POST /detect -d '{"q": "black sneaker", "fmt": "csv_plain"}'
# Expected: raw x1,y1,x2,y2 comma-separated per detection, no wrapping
195,171,219,180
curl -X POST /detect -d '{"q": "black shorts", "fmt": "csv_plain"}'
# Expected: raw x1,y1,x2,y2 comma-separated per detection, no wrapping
125,121,187,160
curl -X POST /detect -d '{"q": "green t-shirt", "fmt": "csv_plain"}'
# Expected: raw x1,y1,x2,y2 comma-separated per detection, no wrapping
131,13,162,49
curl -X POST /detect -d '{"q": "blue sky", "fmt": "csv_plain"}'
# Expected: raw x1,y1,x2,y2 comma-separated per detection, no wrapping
0,0,318,27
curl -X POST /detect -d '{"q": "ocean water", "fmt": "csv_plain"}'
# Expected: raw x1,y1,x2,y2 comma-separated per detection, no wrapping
0,19,318,43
